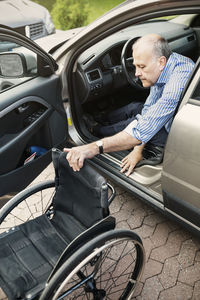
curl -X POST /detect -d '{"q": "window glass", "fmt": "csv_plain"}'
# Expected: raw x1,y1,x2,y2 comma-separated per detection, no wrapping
0,39,37,92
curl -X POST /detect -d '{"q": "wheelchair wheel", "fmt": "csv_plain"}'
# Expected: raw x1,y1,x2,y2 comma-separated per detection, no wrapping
0,180,55,233
40,229,145,300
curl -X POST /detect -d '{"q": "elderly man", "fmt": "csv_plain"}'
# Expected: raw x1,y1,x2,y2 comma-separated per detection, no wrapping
65,34,194,176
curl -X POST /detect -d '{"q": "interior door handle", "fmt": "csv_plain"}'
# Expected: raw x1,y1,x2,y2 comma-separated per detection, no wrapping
17,103,30,113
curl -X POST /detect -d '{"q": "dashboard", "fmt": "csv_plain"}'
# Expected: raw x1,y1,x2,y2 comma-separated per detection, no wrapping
75,19,198,104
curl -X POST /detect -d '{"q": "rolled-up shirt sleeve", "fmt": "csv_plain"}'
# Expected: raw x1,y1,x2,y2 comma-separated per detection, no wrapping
123,67,194,144
124,119,138,135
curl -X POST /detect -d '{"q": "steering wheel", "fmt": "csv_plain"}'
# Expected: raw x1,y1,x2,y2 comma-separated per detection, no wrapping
121,37,144,90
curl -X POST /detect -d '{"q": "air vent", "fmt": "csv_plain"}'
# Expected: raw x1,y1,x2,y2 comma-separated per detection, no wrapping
25,23,45,40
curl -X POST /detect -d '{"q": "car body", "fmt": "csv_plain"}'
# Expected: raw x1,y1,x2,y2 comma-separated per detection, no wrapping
0,0,200,236
35,28,84,53
0,0,55,40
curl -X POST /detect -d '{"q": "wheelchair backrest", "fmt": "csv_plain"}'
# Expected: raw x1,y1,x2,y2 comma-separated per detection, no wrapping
51,148,109,229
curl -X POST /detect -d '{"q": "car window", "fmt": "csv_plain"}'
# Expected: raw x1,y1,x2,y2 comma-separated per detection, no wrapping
0,39,37,92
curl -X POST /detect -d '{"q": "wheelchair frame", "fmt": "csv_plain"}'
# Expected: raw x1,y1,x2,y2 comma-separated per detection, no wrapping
0,149,145,300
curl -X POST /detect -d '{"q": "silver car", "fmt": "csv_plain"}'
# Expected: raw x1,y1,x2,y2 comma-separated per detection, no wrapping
0,0,200,236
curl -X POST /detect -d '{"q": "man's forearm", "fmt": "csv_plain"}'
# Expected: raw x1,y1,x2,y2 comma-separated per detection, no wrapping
101,131,141,153
64,131,141,171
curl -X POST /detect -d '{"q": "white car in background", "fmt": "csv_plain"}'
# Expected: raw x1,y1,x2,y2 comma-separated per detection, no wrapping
0,0,82,90
0,27,83,90
0,0,55,40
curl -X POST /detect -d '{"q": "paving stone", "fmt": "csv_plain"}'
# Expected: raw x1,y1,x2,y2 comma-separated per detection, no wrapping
123,194,143,210
177,239,197,268
127,207,147,229
192,280,200,300
159,282,193,300
178,262,200,286
150,222,171,248
192,237,200,249
150,229,191,263
195,250,200,262
110,184,126,196
134,224,155,239
110,195,125,213
143,213,166,227
142,237,155,260
144,205,156,215
121,198,137,213
158,257,180,289
139,202,150,214
165,219,181,231
115,220,131,229
141,276,163,300
110,187,130,212
136,296,143,300
112,208,132,222
132,281,144,298
141,259,163,283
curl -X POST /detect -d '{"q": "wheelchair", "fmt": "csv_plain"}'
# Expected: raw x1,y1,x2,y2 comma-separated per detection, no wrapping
0,148,145,300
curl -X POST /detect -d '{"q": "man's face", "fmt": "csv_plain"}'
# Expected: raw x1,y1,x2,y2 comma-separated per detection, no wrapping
132,46,165,87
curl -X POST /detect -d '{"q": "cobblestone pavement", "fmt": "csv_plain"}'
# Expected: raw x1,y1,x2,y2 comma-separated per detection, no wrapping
0,163,200,300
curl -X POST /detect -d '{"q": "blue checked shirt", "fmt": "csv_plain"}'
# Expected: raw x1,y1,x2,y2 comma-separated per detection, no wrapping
124,52,195,144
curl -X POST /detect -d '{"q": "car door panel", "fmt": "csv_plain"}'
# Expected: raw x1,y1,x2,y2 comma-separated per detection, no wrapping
0,72,68,196
0,96,51,174
162,101,200,228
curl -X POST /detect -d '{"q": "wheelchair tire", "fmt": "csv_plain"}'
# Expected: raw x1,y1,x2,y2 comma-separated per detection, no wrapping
40,229,145,300
0,180,55,232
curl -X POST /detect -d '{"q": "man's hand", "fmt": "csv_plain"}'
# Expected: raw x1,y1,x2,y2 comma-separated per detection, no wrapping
64,143,98,171
120,144,145,176
64,132,141,171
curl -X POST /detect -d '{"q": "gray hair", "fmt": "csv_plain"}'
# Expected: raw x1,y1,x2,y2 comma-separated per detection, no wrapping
133,35,172,60
153,37,172,60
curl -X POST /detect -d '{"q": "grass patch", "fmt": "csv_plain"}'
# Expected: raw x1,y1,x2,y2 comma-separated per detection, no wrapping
87,0,124,23
34,0,124,25
33,1,176,29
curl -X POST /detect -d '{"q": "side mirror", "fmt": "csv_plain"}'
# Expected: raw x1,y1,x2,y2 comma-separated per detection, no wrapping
0,52,37,77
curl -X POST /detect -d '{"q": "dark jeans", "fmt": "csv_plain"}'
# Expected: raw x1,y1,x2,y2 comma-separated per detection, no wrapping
95,101,168,147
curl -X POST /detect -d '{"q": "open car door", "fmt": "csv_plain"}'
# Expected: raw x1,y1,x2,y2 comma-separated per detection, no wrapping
0,27,68,197
162,61,200,231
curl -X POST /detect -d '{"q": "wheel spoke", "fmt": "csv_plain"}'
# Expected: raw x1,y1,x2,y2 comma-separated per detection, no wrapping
50,234,144,300
0,186,55,232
